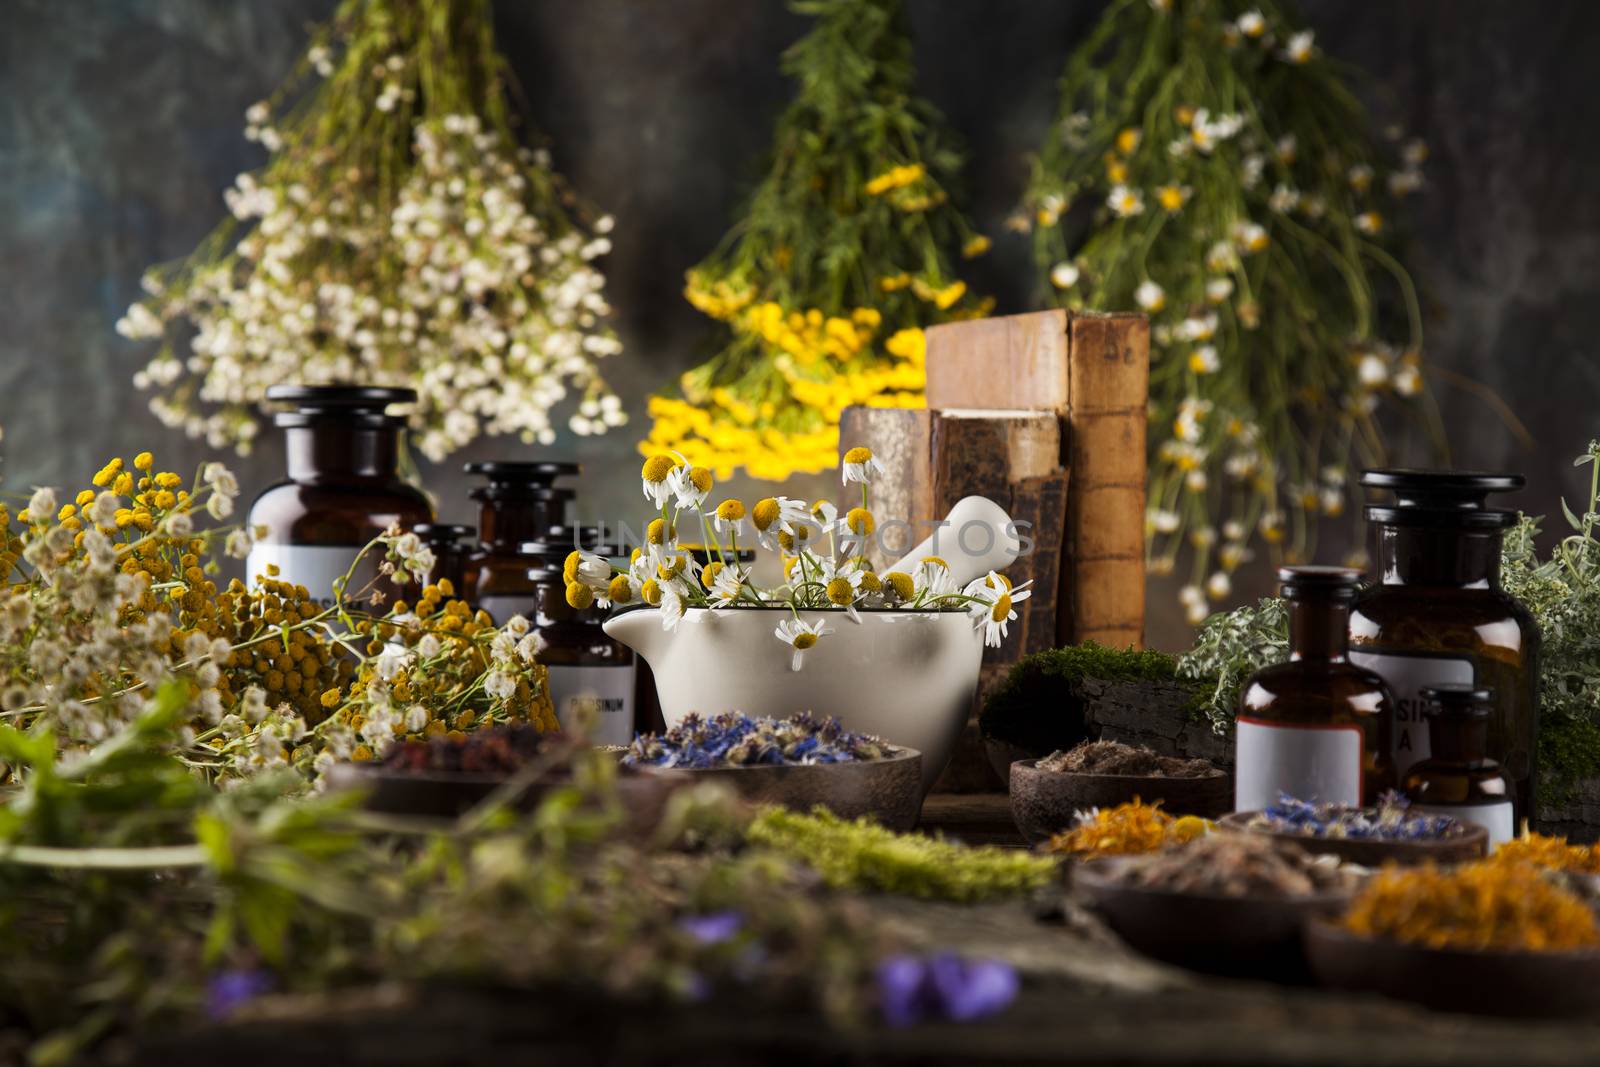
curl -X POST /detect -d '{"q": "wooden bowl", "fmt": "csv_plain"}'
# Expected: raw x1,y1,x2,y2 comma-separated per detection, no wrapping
1219,811,1488,867
1009,759,1231,843
1305,919,1600,1017
632,747,923,831
1075,857,1352,980
325,762,680,833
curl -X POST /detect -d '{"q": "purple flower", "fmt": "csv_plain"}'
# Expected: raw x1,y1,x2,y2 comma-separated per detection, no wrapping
207,968,274,1020
677,910,743,945
876,953,1018,1027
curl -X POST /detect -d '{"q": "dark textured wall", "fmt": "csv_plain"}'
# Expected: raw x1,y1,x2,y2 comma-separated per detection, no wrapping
3,0,1598,649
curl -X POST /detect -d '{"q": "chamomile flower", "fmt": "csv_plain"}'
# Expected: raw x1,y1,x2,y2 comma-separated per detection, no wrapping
713,498,746,536
1135,280,1166,312
659,584,686,630
1393,363,1423,397
670,462,715,511
1282,30,1315,63
1205,277,1234,304
1050,262,1080,289
970,577,1030,648
841,446,885,486
641,453,679,508
912,557,959,600
1107,184,1145,217
1188,346,1220,375
1147,509,1181,535
563,550,612,590
708,565,748,607
1236,10,1266,37
775,617,834,671
1205,571,1232,601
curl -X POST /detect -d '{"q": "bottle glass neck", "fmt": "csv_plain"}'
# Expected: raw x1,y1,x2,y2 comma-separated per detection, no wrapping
479,500,549,550
1377,525,1500,588
1429,716,1491,764
285,424,401,482
1287,599,1350,662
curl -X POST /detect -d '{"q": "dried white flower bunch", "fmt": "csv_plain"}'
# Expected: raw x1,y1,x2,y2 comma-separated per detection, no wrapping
117,0,625,461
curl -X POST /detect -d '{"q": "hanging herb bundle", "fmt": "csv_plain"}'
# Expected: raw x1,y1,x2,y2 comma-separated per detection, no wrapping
1023,0,1440,624
117,0,625,462
645,0,990,481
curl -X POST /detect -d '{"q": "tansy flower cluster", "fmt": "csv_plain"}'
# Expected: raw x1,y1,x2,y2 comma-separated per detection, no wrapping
0,448,555,784
1025,0,1449,625
562,446,1027,669
116,0,623,460
645,0,988,481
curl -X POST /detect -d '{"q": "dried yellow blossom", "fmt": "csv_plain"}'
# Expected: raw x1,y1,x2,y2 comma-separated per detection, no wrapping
1344,861,1600,952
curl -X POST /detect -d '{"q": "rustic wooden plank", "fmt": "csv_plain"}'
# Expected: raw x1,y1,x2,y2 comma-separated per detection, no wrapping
838,407,933,570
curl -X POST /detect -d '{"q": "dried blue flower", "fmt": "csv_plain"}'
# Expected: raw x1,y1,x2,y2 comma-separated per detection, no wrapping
875,952,1019,1027
1252,791,1464,840
623,712,895,769
677,910,744,945
206,968,274,1020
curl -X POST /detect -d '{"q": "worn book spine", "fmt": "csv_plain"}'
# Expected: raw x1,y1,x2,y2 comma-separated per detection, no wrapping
926,308,1148,650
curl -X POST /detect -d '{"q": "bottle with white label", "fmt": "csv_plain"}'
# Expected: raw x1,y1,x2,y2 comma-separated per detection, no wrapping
246,386,432,606
1403,685,1515,847
1350,469,1539,826
477,548,635,748
1235,566,1394,813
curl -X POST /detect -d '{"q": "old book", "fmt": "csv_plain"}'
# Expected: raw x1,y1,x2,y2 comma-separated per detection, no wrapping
926,309,1148,649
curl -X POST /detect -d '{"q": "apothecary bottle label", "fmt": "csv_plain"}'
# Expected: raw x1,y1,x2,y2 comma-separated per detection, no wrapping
548,664,637,747
1348,650,1475,778
1413,801,1514,848
246,543,372,608
1235,719,1363,812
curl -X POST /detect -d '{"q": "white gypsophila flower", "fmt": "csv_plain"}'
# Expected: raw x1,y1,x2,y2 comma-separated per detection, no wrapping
123,114,625,461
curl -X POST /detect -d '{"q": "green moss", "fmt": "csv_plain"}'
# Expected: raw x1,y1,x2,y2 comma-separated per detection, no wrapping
746,807,1057,903
977,641,1191,754
1539,712,1600,808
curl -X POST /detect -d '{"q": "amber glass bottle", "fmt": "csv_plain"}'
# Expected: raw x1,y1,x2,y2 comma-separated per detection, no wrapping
410,522,475,596
1235,567,1394,811
247,386,431,606
461,461,578,600
1350,469,1538,824
485,550,635,746
1403,685,1515,846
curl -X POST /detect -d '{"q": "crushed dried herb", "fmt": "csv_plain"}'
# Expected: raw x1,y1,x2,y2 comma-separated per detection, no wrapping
1247,791,1465,840
746,808,1057,903
379,724,553,775
1489,832,1600,875
624,712,896,769
1342,861,1600,952
1099,833,1354,897
1046,800,1211,858
1037,739,1218,778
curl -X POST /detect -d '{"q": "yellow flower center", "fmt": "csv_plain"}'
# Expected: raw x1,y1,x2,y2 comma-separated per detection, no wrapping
826,578,855,606
647,518,675,545
859,572,882,593
885,572,915,601
563,550,582,583
792,632,818,650
608,575,633,603
566,582,595,610
701,561,724,589
843,446,873,465
716,499,746,522
846,507,874,536
752,498,781,532
641,454,677,483
641,579,662,606
990,594,1012,622
922,556,948,570
689,466,714,494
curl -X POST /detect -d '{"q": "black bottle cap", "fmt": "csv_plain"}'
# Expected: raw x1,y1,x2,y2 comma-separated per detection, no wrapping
1277,565,1363,601
1360,468,1522,530
411,522,476,545
266,385,416,428
1419,683,1494,717
519,525,616,558
467,484,575,504
463,460,580,485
